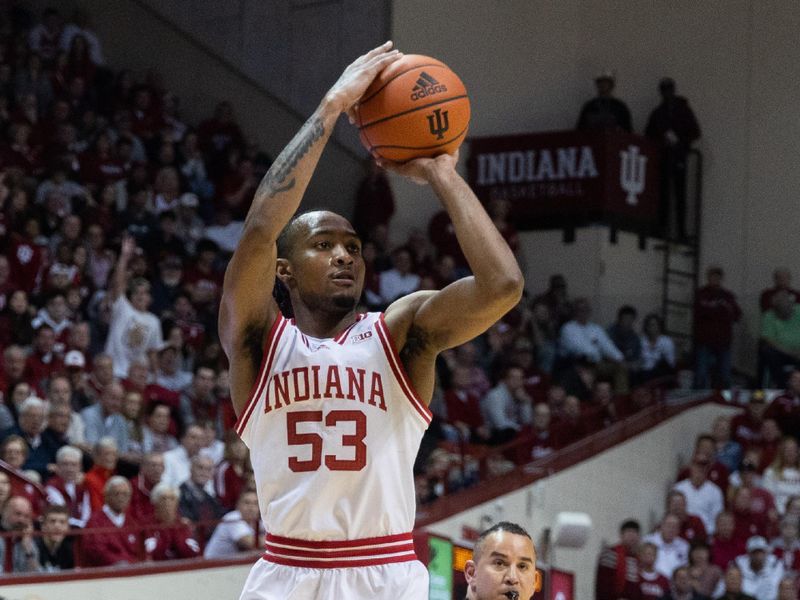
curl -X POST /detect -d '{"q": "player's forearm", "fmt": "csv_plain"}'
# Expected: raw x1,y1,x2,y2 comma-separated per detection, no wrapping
242,98,341,236
429,168,523,296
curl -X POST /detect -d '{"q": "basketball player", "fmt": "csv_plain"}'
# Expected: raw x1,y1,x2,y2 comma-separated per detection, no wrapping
221,41,524,599
464,522,540,600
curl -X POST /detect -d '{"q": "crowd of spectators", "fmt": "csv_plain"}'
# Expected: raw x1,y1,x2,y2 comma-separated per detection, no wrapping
597,376,800,599
0,4,269,571
0,2,795,587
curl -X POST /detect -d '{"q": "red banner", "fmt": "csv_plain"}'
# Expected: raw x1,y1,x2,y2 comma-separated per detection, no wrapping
549,568,575,600
467,130,659,231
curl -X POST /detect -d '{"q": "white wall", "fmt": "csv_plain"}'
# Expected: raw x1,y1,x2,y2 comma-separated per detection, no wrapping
391,1,800,372
426,402,738,600
79,0,365,214
0,560,252,600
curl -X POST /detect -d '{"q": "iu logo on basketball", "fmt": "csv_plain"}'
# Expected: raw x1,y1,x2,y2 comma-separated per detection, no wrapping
427,108,450,140
619,144,647,205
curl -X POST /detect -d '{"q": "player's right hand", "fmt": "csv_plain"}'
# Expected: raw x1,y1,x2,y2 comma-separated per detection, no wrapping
324,41,402,123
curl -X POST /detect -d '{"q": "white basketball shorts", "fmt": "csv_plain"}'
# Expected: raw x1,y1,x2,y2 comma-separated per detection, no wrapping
238,558,430,600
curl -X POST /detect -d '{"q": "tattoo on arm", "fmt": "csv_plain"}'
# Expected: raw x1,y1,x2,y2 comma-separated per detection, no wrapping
254,116,325,202
399,324,430,370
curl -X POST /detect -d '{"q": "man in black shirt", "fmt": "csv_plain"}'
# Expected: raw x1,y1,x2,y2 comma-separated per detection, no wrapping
178,454,224,547
35,504,74,571
645,78,701,240
576,71,633,133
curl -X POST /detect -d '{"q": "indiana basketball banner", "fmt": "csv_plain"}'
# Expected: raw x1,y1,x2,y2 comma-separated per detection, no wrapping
467,130,659,231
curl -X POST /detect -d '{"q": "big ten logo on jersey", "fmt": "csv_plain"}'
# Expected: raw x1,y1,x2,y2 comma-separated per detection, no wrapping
350,330,372,344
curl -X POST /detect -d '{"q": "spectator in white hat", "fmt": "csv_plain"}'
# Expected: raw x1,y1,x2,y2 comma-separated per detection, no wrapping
734,535,784,600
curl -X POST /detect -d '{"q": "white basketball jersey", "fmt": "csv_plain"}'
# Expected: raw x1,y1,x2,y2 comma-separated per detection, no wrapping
235,312,431,544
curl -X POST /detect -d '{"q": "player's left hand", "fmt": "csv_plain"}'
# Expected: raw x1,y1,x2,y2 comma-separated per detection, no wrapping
324,41,403,122
377,150,459,185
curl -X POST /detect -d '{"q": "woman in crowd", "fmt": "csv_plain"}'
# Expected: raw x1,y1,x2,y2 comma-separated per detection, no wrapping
763,437,800,514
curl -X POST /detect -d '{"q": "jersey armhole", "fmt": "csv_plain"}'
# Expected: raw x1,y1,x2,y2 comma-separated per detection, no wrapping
234,315,288,437
375,313,432,427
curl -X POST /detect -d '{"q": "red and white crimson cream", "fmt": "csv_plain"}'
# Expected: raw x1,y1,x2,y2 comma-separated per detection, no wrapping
236,312,431,568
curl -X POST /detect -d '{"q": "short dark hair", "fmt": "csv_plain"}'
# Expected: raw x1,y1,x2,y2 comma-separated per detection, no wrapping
617,305,637,320
473,521,532,562
620,519,640,533
43,504,69,519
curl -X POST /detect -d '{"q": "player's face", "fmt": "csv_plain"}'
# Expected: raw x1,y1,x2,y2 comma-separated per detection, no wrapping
283,213,365,314
465,532,539,600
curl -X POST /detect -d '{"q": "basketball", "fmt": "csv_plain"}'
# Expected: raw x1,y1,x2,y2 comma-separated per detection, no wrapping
355,54,471,162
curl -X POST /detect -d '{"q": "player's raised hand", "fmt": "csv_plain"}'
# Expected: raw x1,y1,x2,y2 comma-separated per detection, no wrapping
377,150,460,186
324,41,403,122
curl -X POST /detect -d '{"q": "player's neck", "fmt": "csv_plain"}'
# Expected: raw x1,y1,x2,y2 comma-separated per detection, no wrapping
291,304,358,339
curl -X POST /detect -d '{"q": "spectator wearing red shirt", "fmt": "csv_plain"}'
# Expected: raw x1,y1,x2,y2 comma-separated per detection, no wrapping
667,490,707,543
755,419,782,473
197,101,243,162
44,445,91,528
129,452,165,523
760,269,800,313
553,394,591,447
24,325,64,392
731,487,768,542
693,266,741,389
144,483,200,561
183,239,223,317
596,519,641,600
524,402,560,462
84,437,118,511
730,450,779,533
711,511,746,570
9,219,47,295
83,476,140,567
731,393,767,448
637,542,672,599
79,131,124,190
214,436,248,511
443,365,489,444
771,517,800,574
765,369,800,438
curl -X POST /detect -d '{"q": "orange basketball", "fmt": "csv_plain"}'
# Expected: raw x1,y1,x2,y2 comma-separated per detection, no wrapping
355,54,470,162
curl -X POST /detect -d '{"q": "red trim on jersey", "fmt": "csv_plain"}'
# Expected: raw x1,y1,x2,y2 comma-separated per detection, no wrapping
234,316,288,436
262,532,417,568
375,315,432,425
262,552,417,569
264,542,415,559
266,531,413,549
333,313,367,344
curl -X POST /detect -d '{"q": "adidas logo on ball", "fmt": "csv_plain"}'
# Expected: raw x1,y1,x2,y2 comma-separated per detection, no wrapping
410,71,448,101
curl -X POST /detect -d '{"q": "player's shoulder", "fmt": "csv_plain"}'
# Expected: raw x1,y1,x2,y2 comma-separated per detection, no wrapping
384,290,436,322
382,290,436,341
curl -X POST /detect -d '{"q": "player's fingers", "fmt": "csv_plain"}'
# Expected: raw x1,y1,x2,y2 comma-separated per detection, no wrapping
364,49,402,73
361,40,393,62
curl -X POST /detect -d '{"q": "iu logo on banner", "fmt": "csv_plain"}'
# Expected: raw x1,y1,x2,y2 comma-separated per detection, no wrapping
619,144,647,205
